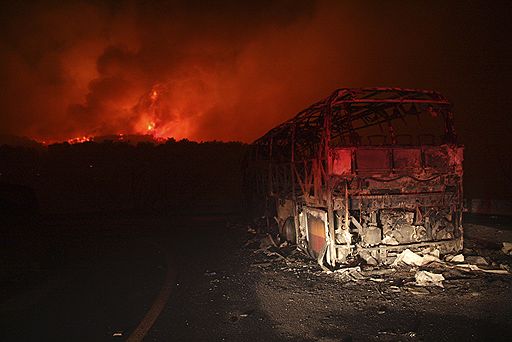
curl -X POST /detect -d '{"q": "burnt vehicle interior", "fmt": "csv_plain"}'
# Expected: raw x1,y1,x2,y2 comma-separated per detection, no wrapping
245,88,464,267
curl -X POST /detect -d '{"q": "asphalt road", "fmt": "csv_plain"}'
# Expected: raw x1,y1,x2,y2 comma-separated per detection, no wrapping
0,215,188,341
1,213,511,341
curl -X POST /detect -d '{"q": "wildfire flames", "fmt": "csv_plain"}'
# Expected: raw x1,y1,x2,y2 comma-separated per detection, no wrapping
0,1,330,144
67,136,92,144
67,84,188,144
0,1,507,148
132,84,193,140
136,85,162,136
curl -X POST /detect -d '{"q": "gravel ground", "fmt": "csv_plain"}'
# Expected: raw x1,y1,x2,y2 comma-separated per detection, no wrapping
2,215,510,341
150,220,512,341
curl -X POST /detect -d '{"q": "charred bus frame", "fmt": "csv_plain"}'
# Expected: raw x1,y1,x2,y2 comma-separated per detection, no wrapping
245,88,464,266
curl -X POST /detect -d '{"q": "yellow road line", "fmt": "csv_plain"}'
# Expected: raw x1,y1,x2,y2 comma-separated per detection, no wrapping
127,249,175,342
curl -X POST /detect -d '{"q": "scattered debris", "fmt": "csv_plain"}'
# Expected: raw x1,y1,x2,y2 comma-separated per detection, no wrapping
259,249,285,260
392,249,423,267
317,242,330,272
500,264,511,272
415,270,445,288
250,261,272,268
244,224,511,290
453,264,509,275
378,330,416,338
359,250,378,266
465,255,489,266
228,310,254,323
445,254,464,263
333,266,365,281
361,268,397,277
422,247,441,258
259,234,278,249
381,236,399,245
502,242,512,255
369,277,385,282
232,219,512,342
406,287,430,295
392,249,441,267
389,286,401,292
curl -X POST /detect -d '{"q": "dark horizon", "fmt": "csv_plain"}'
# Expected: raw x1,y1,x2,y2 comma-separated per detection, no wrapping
1,1,511,199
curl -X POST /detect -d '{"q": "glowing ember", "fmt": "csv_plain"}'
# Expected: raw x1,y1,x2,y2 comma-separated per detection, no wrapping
147,121,156,131
67,136,92,144
150,90,158,101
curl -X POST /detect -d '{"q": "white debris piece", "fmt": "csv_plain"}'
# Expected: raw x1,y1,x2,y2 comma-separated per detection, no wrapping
333,266,364,281
392,249,441,267
415,270,445,288
451,254,464,262
502,242,512,256
334,266,361,274
369,277,385,282
446,254,464,263
381,236,399,245
359,250,378,266
454,264,509,274
422,254,442,265
422,247,440,258
392,249,423,267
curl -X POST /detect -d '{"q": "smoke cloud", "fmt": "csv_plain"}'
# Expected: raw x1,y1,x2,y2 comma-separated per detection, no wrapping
0,0,510,146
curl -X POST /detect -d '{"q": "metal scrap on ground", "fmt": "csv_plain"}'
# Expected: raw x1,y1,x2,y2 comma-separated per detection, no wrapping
415,270,445,288
246,228,511,289
503,242,512,255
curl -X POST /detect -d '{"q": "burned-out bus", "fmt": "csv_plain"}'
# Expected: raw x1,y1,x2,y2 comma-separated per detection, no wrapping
245,88,463,266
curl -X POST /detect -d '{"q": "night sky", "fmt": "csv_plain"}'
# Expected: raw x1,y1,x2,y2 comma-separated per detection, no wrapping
1,0,511,198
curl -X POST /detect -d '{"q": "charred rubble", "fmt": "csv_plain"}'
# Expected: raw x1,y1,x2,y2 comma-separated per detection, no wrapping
244,88,464,267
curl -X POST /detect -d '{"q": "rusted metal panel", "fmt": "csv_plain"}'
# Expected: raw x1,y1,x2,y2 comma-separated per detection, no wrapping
331,148,352,175
393,148,421,169
424,146,449,170
355,148,390,171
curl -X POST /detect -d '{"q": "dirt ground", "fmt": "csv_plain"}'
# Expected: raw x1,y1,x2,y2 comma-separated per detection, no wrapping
1,214,511,341
149,218,512,342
